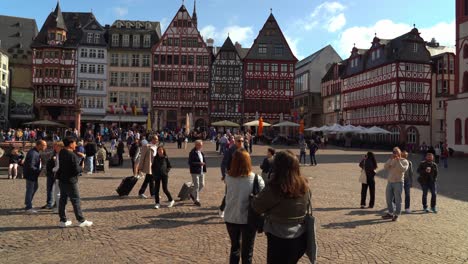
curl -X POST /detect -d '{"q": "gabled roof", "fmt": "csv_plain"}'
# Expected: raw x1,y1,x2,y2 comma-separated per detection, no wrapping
52,1,67,31
213,36,241,61
244,13,297,62
296,45,341,69
0,15,38,54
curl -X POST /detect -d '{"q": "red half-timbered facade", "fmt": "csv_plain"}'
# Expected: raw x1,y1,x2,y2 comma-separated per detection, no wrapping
321,62,346,125
243,13,297,122
342,29,432,146
31,2,80,128
210,36,244,124
152,4,211,130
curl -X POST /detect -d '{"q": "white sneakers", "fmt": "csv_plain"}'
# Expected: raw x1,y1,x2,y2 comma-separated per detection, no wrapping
154,203,160,209
86,172,92,175
218,210,225,218
26,209,38,214
168,200,175,208
59,220,72,228
405,209,411,214
139,194,147,199
79,220,93,227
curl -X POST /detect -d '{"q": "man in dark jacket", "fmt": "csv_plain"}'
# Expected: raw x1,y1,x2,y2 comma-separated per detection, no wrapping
84,139,97,174
417,153,439,213
24,140,47,213
188,140,206,206
56,137,93,228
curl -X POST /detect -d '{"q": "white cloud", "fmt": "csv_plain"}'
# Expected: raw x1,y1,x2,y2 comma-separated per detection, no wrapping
113,7,128,17
335,19,455,58
160,17,169,31
300,1,347,32
200,25,254,48
284,34,302,60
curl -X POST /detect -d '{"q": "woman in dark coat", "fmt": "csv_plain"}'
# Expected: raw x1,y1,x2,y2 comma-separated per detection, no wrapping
359,151,378,208
152,146,175,209
117,139,125,166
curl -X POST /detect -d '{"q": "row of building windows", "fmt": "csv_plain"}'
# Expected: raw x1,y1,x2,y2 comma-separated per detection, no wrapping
400,81,425,94
244,99,290,114
348,104,396,120
345,83,395,102
79,80,105,91
109,72,151,87
403,103,427,115
81,97,104,109
34,50,73,60
247,63,294,73
111,34,152,48
346,64,395,87
257,43,284,55
211,102,241,113
214,66,241,77
110,54,151,67
295,73,309,93
154,88,208,101
108,91,150,107
436,57,455,74
86,33,101,44
322,81,341,97
218,52,239,60
34,68,72,78
211,83,242,95
80,49,105,59
36,86,75,99
161,37,202,48
80,64,105,75
245,79,291,91
153,70,209,83
154,54,210,67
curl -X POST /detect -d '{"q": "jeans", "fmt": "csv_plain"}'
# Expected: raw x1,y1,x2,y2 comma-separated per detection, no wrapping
25,179,39,210
266,232,307,264
138,174,155,196
386,182,403,215
360,179,375,208
53,179,60,209
421,182,437,209
46,174,55,207
86,156,94,173
58,181,85,222
404,180,411,210
154,174,173,204
299,151,306,164
440,157,448,168
225,222,257,264
220,143,226,154
191,173,205,202
310,153,317,165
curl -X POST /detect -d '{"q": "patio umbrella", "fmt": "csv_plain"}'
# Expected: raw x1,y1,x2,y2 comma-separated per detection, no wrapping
243,120,272,127
340,124,362,133
360,126,392,134
258,117,264,136
24,120,67,128
185,113,190,135
211,120,240,127
304,126,319,132
272,121,300,127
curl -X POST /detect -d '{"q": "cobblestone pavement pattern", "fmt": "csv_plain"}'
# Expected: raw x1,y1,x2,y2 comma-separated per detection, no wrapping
0,142,467,263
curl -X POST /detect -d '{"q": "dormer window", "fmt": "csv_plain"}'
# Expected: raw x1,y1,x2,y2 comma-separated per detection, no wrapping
94,33,100,44
258,44,267,54
412,43,418,53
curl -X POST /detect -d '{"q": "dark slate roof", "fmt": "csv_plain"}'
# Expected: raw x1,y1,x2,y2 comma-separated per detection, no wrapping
0,15,38,59
244,14,297,62
32,11,95,48
52,2,67,31
219,36,236,52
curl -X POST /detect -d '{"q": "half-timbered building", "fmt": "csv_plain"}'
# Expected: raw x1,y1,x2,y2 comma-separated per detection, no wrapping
342,29,432,146
152,3,211,130
321,61,346,125
210,36,243,124
243,13,297,122
31,2,80,128
446,0,468,154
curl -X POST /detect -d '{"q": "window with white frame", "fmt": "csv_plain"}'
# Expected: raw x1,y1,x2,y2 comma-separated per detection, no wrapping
88,80,96,90
94,33,100,44
143,35,151,47
121,54,129,66
142,55,150,67
407,127,417,144
122,35,130,47
80,80,87,89
110,72,118,86
258,44,267,54
130,72,140,87
132,54,140,67
97,50,105,59
111,54,119,66
112,34,119,46
88,64,96,74
142,73,150,87
133,35,140,47
89,49,97,58
87,33,93,43
80,64,87,73
120,72,129,86
80,49,88,58
97,65,104,74
109,92,118,103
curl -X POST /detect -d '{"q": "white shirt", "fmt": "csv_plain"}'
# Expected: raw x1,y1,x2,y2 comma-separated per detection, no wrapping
196,150,203,169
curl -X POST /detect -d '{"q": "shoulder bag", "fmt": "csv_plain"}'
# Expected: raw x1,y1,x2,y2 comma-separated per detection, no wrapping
248,174,265,233
305,190,317,264
359,160,367,184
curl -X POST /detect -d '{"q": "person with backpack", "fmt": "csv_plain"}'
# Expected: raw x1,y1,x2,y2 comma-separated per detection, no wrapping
151,146,175,209
308,140,319,166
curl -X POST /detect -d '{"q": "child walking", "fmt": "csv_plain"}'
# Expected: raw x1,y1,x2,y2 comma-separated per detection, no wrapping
151,146,175,209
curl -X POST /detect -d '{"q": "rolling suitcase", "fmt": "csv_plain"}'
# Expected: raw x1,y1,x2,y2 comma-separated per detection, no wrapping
177,182,194,201
109,154,119,167
116,176,138,196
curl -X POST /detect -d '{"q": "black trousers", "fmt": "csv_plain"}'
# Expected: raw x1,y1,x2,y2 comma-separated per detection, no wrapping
138,174,155,196
266,232,307,264
117,153,123,166
225,222,257,264
360,179,375,208
154,173,173,203
58,181,85,223
220,185,227,211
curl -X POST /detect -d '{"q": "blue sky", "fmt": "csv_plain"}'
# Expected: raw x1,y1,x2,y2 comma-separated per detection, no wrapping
2,0,455,60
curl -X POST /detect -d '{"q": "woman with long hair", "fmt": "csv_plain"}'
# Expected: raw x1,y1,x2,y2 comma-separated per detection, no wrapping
151,146,175,209
359,151,378,209
224,148,265,264
252,150,310,264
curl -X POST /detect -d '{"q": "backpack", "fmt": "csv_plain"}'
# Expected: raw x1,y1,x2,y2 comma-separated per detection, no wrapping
129,143,138,158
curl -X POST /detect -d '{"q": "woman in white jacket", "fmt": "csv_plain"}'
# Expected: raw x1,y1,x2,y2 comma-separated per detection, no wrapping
224,148,265,264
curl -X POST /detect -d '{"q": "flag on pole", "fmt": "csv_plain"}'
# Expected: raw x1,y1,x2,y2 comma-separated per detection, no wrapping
185,113,190,136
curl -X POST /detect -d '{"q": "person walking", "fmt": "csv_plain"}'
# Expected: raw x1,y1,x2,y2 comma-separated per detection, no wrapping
137,135,159,198
382,147,409,221
84,139,97,174
152,146,175,209
417,153,439,213
219,134,228,154
308,139,319,166
401,151,413,213
359,152,378,209
299,138,307,165
260,148,275,184
224,148,265,264
8,148,21,179
42,142,63,209
23,140,47,213
188,140,206,206
56,137,93,228
440,144,449,169
117,139,125,166
129,139,141,177
252,150,310,264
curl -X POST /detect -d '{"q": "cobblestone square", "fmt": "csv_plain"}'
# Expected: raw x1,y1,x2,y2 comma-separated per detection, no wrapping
1,142,467,263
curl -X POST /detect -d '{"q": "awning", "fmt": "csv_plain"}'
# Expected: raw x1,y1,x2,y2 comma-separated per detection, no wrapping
81,115,105,121
102,115,148,122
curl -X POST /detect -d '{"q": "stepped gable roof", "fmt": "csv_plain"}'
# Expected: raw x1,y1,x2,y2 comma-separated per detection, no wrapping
0,15,38,55
244,13,297,62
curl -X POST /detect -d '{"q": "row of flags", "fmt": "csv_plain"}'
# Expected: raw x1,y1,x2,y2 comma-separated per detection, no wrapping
108,105,149,115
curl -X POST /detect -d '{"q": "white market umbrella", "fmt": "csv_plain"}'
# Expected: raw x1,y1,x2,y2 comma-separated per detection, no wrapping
272,121,300,127
340,124,362,133
324,123,344,132
243,120,271,127
305,126,319,132
360,126,392,134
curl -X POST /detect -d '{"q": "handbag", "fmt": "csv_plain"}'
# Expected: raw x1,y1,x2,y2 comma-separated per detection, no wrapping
359,160,367,184
248,174,264,233
305,191,317,264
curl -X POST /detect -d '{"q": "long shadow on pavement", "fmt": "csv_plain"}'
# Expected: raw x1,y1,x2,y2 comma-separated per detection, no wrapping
0,225,58,232
120,215,222,230
321,218,388,229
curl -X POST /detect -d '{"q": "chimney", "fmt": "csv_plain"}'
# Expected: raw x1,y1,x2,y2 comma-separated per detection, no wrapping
235,41,242,51
206,38,214,56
